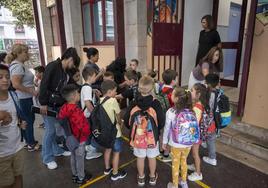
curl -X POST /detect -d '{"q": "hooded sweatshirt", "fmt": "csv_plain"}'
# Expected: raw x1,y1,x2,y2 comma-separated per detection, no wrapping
124,94,165,141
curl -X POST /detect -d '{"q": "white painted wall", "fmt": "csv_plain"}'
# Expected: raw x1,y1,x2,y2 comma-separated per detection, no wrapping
181,0,213,86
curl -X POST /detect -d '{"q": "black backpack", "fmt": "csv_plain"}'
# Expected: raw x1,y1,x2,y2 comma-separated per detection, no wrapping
89,97,117,148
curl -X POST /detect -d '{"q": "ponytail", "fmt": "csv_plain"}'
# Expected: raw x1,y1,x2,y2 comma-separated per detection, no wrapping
5,44,28,64
173,87,193,112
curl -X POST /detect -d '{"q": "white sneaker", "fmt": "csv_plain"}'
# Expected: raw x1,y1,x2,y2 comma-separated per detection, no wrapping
203,156,217,166
180,181,188,188
187,164,196,171
201,142,207,148
55,151,71,157
46,161,57,170
188,172,203,181
167,182,177,188
86,151,103,160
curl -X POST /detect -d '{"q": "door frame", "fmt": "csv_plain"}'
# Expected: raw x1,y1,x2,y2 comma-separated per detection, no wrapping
212,0,248,87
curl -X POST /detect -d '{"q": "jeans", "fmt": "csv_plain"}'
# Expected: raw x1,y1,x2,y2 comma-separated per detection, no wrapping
19,98,36,145
71,142,86,180
207,132,217,159
42,115,65,164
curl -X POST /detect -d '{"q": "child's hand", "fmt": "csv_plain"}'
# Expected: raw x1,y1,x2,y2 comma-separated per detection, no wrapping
162,144,167,151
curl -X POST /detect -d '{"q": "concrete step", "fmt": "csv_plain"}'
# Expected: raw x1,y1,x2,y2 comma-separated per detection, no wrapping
216,141,268,175
218,126,268,161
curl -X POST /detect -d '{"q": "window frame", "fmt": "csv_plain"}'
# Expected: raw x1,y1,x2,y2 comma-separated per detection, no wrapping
81,0,115,45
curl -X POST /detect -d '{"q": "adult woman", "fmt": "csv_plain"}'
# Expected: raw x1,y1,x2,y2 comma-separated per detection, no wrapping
188,46,223,89
6,44,39,151
39,47,80,169
195,15,222,67
83,47,105,89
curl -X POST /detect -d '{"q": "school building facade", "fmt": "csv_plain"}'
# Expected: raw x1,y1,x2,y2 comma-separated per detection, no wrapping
32,0,268,135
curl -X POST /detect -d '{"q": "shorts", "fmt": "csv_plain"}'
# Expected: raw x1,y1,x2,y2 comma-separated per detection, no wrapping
112,138,123,153
0,149,24,186
133,142,160,158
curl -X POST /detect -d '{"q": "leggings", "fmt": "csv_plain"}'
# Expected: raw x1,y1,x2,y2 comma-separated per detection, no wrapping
171,147,191,186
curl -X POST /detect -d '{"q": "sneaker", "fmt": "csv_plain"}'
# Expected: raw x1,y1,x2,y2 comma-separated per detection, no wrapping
55,151,71,157
137,175,145,187
160,155,172,163
85,150,102,160
167,182,177,188
46,161,57,170
149,173,158,186
187,164,196,171
104,167,113,175
188,172,203,181
76,174,92,185
203,156,217,166
201,142,207,148
111,170,127,181
181,181,188,188
27,143,40,152
72,175,78,183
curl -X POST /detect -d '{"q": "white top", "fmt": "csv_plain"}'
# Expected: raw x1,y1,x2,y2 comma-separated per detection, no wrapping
162,108,191,148
80,84,96,118
0,93,24,157
9,60,34,99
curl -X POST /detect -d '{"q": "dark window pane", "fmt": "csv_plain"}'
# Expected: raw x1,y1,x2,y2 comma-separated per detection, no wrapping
93,1,103,42
83,3,92,43
105,0,114,41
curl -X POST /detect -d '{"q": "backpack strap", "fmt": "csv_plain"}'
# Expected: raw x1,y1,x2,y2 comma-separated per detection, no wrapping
9,91,26,121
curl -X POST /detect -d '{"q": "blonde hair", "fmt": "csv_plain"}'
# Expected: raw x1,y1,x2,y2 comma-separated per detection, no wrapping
6,44,28,64
138,75,154,94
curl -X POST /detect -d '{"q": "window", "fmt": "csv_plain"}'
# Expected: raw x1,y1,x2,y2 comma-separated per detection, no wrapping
81,0,114,44
49,6,60,45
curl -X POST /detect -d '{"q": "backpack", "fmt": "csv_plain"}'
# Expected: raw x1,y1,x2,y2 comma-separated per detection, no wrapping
8,63,25,91
213,89,232,129
195,103,214,141
129,106,158,149
171,109,200,145
89,97,117,148
155,87,172,113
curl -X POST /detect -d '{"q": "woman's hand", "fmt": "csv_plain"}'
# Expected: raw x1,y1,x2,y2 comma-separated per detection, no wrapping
0,111,12,126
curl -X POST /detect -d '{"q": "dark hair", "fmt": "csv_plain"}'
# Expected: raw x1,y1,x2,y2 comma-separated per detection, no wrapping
131,59,139,65
148,70,157,79
124,70,138,82
61,47,80,67
104,71,114,79
68,67,80,78
34,66,45,73
83,47,99,60
60,84,79,101
200,46,223,72
101,80,117,95
201,15,215,30
82,67,96,80
173,87,192,112
0,64,9,73
193,83,210,112
162,69,178,85
205,73,220,89
106,57,126,84
0,52,7,62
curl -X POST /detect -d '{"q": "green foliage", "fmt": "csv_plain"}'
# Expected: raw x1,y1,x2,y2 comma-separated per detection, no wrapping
0,0,35,28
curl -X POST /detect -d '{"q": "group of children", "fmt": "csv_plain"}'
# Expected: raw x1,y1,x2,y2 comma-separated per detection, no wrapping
0,55,225,188
54,55,223,188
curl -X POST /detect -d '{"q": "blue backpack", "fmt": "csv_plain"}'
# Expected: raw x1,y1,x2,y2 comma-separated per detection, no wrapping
171,109,200,146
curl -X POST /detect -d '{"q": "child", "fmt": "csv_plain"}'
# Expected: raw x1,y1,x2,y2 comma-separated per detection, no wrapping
116,70,139,102
124,76,165,187
188,83,210,181
129,59,142,80
0,64,25,188
100,80,127,180
81,67,102,160
162,87,199,188
33,66,45,128
159,69,178,162
103,71,115,81
202,73,220,166
58,84,92,185
68,67,81,86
